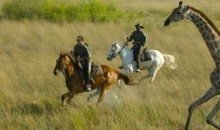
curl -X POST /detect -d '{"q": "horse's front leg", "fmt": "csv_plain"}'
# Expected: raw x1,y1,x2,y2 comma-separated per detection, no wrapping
67,92,76,104
61,91,75,106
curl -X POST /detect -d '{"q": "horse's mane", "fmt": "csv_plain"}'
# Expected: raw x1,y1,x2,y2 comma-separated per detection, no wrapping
65,53,81,71
190,6,220,36
66,52,75,64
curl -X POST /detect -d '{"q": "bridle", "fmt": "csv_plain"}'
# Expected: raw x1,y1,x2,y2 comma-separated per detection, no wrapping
55,53,80,81
108,43,119,59
56,54,75,77
56,57,67,77
108,41,128,60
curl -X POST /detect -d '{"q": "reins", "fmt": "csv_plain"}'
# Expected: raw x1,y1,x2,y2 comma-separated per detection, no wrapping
67,52,76,64
117,41,128,55
109,41,128,59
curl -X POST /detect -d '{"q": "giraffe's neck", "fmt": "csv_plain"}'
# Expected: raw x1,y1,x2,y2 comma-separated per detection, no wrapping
188,8,220,65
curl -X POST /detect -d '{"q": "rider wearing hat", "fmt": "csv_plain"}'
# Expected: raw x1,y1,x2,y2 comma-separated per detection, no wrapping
127,23,147,72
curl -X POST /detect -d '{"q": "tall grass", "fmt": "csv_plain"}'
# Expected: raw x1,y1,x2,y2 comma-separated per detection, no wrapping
0,0,220,130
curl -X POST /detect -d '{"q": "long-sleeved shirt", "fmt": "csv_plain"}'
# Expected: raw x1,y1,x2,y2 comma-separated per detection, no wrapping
129,30,147,46
73,43,91,60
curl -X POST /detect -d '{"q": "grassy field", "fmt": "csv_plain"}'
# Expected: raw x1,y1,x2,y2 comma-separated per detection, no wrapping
0,0,220,130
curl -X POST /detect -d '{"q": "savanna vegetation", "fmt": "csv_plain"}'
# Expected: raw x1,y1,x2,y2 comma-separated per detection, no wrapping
0,0,220,129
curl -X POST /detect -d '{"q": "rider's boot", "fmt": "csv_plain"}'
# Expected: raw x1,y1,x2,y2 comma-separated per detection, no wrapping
136,54,141,73
84,61,92,91
85,83,91,92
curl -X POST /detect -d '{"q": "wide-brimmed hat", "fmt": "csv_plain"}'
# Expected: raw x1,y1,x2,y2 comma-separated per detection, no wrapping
135,23,144,29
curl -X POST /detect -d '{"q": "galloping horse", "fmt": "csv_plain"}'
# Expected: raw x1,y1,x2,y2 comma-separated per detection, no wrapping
107,42,177,82
53,52,132,105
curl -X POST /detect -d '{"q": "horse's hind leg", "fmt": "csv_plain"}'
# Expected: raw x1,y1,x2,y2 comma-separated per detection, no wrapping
142,66,155,82
87,87,101,102
97,84,112,105
150,68,157,82
150,64,163,82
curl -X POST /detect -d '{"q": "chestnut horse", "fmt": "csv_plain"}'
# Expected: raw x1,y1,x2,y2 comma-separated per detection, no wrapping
53,52,132,105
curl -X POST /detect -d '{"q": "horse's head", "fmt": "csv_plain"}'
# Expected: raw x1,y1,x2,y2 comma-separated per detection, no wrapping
53,53,73,76
107,42,120,61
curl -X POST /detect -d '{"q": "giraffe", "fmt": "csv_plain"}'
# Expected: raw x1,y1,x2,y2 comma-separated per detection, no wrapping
164,1,220,130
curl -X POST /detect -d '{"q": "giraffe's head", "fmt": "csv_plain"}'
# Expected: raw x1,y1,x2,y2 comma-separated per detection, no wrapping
164,1,190,26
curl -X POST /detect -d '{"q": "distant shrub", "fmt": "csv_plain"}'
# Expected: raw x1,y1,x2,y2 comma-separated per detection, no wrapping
1,0,140,22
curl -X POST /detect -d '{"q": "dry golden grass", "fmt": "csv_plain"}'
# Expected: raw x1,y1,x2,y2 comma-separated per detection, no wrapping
0,0,220,130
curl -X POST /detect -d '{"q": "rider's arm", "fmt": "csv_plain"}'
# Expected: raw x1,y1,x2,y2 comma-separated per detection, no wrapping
140,32,147,46
127,32,135,42
83,45,91,59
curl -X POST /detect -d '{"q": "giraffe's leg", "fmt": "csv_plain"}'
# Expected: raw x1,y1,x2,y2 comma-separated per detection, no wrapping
206,99,220,129
87,87,101,102
185,87,218,130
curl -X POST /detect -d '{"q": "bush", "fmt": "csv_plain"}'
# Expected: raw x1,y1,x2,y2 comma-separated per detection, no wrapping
1,0,140,22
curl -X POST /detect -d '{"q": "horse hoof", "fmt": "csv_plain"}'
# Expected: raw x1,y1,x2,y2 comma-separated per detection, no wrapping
67,99,72,104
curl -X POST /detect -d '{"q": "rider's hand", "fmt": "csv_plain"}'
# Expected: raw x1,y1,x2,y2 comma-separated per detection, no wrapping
76,56,80,63
127,37,130,41
70,50,74,57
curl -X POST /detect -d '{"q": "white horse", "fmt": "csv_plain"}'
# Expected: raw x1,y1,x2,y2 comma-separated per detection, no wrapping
107,42,177,82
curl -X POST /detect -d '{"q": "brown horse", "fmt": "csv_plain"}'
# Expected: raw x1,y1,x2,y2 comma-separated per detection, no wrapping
53,52,132,105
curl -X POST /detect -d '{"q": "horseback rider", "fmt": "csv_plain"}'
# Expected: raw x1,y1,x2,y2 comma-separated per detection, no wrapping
127,23,147,73
73,35,92,91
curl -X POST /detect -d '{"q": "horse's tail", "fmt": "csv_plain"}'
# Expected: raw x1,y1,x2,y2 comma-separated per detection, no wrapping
115,70,139,85
116,70,130,84
163,54,177,69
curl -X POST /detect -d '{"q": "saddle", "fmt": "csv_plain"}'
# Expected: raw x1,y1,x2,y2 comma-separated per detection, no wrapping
78,62,104,81
69,52,103,82
90,63,103,78
141,48,151,62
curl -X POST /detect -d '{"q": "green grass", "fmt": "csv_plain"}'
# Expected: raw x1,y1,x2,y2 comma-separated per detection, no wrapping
1,0,140,22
